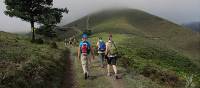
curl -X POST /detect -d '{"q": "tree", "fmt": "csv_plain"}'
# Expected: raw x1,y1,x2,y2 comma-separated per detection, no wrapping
36,25,57,38
36,7,68,38
4,0,68,41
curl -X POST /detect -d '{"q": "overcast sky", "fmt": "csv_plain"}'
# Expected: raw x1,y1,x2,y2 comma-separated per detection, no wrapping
0,0,200,33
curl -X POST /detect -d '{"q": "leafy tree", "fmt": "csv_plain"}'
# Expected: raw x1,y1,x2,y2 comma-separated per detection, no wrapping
36,25,57,38
4,0,68,41
36,7,68,38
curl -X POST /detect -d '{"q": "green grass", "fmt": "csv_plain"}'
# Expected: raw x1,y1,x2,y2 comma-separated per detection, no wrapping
58,8,200,87
0,31,68,88
82,32,200,87
116,35,200,87
65,8,200,62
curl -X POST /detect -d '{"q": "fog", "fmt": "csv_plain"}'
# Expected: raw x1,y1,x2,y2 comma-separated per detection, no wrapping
0,0,200,33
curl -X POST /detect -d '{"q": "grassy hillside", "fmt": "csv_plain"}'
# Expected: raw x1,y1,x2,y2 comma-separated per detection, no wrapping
0,31,68,88
65,8,200,63
64,9,200,87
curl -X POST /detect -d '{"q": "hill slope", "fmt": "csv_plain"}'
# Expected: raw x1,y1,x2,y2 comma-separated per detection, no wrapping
65,8,200,62
62,9,200,87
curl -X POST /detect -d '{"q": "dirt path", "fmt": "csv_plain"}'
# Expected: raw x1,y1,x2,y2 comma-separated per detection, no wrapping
93,56,125,88
106,75,125,88
61,47,125,88
61,50,75,88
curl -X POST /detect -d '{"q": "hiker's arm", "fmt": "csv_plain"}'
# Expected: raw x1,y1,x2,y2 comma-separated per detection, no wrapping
105,44,108,56
96,42,99,48
90,46,95,60
77,47,80,60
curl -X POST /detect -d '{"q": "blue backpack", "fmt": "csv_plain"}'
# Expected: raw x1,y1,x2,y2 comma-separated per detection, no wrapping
98,41,106,51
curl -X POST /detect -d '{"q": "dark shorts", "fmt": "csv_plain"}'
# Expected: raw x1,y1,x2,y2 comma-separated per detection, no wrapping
106,56,117,65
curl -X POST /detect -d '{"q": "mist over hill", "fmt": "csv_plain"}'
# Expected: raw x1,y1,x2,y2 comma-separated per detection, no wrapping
0,0,200,33
63,9,200,61
183,22,200,32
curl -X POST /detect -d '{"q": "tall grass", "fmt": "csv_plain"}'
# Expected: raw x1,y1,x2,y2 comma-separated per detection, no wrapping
0,32,68,88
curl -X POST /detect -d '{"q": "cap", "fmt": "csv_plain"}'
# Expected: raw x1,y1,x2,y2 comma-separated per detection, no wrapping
82,34,88,38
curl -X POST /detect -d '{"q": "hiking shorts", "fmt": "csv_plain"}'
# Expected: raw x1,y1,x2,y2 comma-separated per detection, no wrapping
106,56,117,65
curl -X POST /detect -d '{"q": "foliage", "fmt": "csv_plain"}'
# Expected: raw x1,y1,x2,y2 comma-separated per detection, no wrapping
4,0,68,41
36,25,57,38
0,32,67,88
116,37,200,87
83,29,92,36
50,42,58,49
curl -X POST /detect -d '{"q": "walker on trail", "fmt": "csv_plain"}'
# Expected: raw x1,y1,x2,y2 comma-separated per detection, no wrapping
96,37,106,68
105,34,119,80
65,36,78,47
77,34,95,80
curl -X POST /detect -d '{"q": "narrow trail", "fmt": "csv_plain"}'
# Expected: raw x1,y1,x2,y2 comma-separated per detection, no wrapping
90,56,125,88
61,50,75,88
61,47,125,88
106,74,125,88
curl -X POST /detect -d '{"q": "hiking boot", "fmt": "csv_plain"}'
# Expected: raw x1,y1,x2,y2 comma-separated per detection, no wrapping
84,73,87,80
114,74,118,80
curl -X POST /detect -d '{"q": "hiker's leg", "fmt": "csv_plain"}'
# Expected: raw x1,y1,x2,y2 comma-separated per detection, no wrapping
99,53,103,67
107,57,112,76
107,64,111,75
112,65,117,75
111,57,117,75
102,53,105,66
81,55,87,74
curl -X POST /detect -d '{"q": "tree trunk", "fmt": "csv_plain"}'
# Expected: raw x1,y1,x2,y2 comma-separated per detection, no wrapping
31,21,35,41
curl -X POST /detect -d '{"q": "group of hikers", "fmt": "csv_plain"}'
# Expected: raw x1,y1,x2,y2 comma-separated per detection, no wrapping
77,33,119,80
65,35,78,47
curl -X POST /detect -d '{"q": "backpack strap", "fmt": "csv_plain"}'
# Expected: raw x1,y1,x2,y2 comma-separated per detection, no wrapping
111,41,118,53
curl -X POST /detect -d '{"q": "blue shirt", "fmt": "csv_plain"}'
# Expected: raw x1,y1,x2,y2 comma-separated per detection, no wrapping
79,41,91,47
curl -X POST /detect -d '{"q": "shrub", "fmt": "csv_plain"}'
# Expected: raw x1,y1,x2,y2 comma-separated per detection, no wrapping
35,38,44,44
50,42,58,49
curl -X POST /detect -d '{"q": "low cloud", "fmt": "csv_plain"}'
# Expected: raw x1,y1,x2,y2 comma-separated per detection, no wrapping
0,0,200,33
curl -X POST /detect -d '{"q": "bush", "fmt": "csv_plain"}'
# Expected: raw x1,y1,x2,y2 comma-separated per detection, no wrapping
83,29,92,36
135,46,199,73
35,38,44,44
117,44,200,87
50,42,58,49
0,47,68,88
141,66,181,87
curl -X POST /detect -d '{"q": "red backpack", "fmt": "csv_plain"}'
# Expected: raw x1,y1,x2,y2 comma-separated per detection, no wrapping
80,41,90,55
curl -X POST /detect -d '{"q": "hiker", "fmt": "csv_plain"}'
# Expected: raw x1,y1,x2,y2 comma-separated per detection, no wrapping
105,35,118,79
77,34,95,80
96,37,106,68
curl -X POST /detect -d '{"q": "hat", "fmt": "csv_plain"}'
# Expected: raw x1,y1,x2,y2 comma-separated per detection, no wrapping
82,34,88,38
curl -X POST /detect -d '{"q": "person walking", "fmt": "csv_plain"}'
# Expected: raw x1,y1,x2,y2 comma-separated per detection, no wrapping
96,37,106,68
105,35,119,79
77,34,95,80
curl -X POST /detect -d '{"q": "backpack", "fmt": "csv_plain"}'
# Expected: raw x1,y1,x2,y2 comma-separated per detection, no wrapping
107,41,117,55
80,41,90,55
98,41,106,51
